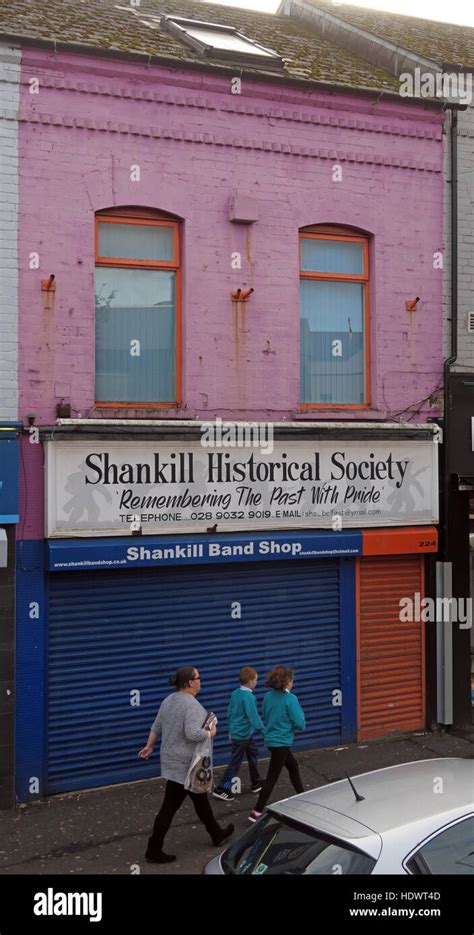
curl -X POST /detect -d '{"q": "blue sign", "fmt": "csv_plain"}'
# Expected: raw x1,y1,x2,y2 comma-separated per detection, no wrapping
48,529,362,571
0,434,19,523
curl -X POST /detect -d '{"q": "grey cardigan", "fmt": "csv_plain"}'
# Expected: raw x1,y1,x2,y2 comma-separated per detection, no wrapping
151,691,210,785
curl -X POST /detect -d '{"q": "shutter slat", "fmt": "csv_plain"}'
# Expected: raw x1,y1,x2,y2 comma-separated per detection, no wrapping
48,559,343,793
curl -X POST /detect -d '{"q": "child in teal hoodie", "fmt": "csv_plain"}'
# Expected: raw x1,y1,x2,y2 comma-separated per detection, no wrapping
213,667,264,802
249,665,305,822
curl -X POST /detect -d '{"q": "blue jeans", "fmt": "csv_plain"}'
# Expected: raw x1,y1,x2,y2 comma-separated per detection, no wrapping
218,735,261,791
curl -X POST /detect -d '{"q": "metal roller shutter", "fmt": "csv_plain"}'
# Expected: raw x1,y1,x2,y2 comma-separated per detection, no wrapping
358,555,425,740
47,558,347,794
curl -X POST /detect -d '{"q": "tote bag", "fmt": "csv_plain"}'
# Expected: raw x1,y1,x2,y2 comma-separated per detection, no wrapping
184,734,213,794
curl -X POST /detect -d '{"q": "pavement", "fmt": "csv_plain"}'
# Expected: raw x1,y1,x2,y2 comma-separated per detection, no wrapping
1,726,473,876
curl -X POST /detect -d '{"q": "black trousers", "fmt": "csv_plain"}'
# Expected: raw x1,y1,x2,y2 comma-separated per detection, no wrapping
255,747,303,813
147,780,222,854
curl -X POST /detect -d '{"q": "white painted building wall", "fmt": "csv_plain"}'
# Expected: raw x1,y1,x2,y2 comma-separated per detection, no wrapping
0,43,20,420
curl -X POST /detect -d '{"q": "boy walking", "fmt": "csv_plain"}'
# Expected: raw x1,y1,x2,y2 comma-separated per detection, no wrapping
213,667,264,802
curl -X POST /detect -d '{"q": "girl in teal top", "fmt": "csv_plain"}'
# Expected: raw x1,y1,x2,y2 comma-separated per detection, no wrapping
249,666,305,823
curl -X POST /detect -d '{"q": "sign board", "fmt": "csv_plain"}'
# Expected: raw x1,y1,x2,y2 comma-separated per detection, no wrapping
0,437,19,523
45,438,438,538
48,529,362,570
447,374,474,476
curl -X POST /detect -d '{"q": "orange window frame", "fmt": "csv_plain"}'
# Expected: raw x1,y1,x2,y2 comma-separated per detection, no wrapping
299,231,371,409
95,214,182,408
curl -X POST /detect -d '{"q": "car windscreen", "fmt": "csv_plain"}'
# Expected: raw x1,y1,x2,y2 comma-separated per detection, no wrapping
221,813,376,875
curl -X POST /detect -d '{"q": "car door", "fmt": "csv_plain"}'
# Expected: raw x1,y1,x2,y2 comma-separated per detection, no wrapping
403,814,474,874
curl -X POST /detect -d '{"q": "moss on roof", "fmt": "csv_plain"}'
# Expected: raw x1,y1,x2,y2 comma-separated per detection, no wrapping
0,0,401,91
307,0,474,68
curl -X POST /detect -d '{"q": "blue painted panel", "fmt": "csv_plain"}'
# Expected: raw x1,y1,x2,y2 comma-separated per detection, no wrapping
0,437,19,522
15,540,47,803
339,558,357,743
47,558,351,794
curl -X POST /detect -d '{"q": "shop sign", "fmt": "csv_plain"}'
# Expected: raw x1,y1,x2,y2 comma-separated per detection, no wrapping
48,529,362,570
45,439,438,538
0,437,19,523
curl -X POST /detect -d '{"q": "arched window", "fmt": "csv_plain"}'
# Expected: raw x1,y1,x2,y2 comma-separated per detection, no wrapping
95,208,181,406
299,225,370,407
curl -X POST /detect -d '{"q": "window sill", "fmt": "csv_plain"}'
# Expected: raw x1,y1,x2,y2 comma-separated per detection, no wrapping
92,403,188,419
296,404,371,412
95,402,180,408
292,408,391,422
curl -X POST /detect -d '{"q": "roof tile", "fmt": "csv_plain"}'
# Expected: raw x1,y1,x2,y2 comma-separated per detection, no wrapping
0,0,401,92
306,0,474,68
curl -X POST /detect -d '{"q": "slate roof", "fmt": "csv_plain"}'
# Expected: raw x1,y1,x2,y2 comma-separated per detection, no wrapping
0,0,403,92
298,0,474,68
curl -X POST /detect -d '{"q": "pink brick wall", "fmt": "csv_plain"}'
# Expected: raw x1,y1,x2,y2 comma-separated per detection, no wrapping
17,50,445,537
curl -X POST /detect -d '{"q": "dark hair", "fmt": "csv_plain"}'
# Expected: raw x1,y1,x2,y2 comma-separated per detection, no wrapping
240,666,258,684
266,666,294,691
169,667,197,690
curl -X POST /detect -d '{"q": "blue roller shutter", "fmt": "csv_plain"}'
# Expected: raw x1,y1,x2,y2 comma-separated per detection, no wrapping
47,558,355,794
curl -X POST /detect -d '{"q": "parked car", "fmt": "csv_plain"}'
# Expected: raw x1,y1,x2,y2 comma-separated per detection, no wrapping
204,758,474,875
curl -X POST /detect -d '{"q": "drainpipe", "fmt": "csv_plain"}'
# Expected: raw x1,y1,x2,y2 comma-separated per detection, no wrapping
437,107,458,725
443,106,458,557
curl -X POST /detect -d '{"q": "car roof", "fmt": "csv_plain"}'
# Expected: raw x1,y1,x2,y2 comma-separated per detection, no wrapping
269,758,474,838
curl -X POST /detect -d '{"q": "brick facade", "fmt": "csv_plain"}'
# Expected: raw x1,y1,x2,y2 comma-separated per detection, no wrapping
0,44,20,421
18,52,444,429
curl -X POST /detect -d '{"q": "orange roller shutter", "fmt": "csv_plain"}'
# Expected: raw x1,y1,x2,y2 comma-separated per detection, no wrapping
358,555,425,741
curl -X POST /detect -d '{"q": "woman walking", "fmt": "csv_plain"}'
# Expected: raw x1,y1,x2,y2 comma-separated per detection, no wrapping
249,665,305,823
139,666,234,863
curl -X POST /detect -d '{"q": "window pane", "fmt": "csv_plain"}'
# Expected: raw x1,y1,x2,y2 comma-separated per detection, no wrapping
222,815,375,875
300,280,365,404
98,222,174,262
95,267,175,402
413,818,474,874
185,26,274,55
301,238,364,275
